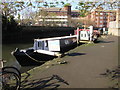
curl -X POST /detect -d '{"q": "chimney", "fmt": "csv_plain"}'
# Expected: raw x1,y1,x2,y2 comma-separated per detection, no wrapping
64,4,71,27
64,5,71,16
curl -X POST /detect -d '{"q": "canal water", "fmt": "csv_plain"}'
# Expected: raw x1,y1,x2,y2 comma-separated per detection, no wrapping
2,42,78,73
2,43,36,73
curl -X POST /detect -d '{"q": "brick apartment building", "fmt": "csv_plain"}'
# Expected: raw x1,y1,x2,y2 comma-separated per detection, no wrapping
35,6,80,27
35,6,116,28
90,7,116,28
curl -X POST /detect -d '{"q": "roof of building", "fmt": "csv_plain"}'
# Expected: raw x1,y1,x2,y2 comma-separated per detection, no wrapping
71,10,79,12
91,7,116,13
40,7,79,13
94,10,116,12
90,6,116,13
40,7,66,11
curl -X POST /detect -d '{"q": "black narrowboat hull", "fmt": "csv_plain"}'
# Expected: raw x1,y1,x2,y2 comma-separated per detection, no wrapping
12,50,56,66
12,41,77,66
60,42,77,53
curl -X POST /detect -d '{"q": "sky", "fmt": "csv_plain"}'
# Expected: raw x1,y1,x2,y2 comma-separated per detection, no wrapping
17,0,80,19
20,0,80,10
1,0,118,10
2,0,118,19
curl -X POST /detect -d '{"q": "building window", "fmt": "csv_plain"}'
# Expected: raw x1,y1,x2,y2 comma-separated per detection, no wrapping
99,25,103,27
104,20,106,23
96,17,98,19
100,21,103,23
110,13,113,15
100,17,103,19
96,13,98,15
100,13,103,15
105,13,108,15
104,17,107,19
110,17,113,20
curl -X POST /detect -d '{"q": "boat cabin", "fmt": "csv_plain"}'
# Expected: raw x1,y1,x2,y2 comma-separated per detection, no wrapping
79,30,90,41
33,35,77,52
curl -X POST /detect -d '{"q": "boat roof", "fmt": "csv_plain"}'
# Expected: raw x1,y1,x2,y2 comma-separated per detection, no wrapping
34,35,77,41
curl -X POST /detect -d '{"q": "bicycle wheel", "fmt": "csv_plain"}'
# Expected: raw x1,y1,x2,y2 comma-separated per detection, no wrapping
2,67,21,79
2,71,21,90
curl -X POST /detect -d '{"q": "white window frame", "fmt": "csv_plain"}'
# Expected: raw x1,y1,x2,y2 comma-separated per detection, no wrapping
100,13,103,15
100,17,103,19
96,13,98,15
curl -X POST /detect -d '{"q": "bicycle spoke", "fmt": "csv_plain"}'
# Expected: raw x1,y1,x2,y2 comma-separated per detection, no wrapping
2,71,20,90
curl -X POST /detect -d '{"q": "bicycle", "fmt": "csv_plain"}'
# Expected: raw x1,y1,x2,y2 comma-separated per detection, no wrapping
0,59,21,90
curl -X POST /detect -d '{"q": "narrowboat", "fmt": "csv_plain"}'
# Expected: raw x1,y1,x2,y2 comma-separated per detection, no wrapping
11,35,77,66
74,26,100,42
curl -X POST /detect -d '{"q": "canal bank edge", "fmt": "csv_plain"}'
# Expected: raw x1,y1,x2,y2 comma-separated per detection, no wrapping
21,41,96,80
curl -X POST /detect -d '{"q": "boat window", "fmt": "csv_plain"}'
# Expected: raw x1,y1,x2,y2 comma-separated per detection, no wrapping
38,42,42,47
81,34,83,37
44,40,48,47
65,40,69,45
85,34,86,37
34,41,38,50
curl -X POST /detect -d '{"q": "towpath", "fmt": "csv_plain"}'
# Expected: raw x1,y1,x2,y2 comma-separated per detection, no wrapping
21,35,118,89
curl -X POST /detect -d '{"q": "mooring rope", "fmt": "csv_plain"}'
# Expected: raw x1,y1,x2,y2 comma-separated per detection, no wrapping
23,52,46,63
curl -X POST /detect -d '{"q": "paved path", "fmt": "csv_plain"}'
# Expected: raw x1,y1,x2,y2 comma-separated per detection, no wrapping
22,35,118,88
